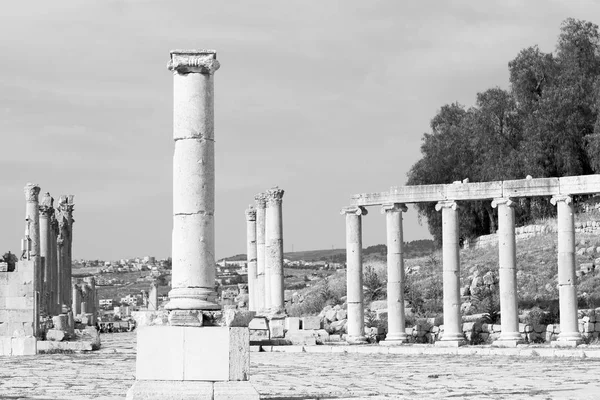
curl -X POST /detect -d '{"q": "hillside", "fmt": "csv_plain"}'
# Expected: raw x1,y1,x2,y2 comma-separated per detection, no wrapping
221,239,436,263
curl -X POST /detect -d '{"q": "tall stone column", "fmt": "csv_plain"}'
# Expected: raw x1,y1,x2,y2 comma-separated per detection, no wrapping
24,183,41,336
551,195,583,345
341,206,368,344
50,213,59,315
56,210,68,311
127,50,258,399
245,206,257,311
435,200,465,346
381,203,408,345
254,194,267,312
166,50,220,313
39,193,54,315
491,198,522,346
265,187,285,313
58,196,74,310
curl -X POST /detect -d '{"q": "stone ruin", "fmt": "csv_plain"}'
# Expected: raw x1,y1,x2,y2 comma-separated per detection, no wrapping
0,185,98,355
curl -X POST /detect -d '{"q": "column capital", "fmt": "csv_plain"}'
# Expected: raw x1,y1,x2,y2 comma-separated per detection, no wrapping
24,183,40,203
58,195,75,217
254,193,267,209
39,192,55,217
435,200,458,211
550,194,572,206
245,206,257,221
380,203,408,214
340,206,368,216
265,187,284,207
491,197,516,209
168,50,220,75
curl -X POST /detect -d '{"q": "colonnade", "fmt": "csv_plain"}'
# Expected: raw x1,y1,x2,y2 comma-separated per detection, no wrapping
342,195,583,346
24,185,75,320
246,187,285,314
72,277,98,325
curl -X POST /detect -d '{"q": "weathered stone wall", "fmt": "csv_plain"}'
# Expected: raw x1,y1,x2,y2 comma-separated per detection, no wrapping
0,260,37,355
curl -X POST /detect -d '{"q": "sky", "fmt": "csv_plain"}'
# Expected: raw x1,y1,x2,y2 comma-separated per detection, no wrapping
0,0,598,261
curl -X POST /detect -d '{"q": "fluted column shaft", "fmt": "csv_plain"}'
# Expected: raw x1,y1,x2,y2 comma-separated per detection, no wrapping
255,194,267,312
39,193,54,315
167,50,220,311
265,187,285,313
492,198,521,343
435,201,464,343
551,195,582,343
245,207,258,311
342,206,368,344
382,203,408,344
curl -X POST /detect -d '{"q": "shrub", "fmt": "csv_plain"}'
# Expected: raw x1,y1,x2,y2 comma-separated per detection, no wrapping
363,265,386,302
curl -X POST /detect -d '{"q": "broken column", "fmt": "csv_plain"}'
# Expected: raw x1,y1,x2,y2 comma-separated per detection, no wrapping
39,192,54,315
435,201,465,346
24,183,41,336
254,194,267,312
265,187,285,313
84,277,97,325
245,206,257,311
492,198,522,346
72,283,81,316
127,50,257,399
341,206,368,344
148,282,158,311
381,203,408,345
551,195,583,346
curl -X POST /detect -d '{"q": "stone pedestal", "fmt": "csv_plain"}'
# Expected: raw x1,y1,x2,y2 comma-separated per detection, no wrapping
136,326,249,381
381,203,409,345
265,187,285,313
245,207,257,311
435,201,465,346
341,206,368,344
551,195,583,345
492,198,523,345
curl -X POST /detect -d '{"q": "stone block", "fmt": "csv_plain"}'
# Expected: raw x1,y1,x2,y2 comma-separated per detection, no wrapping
126,381,214,400
285,331,317,345
136,326,249,381
301,316,321,330
327,334,341,342
248,317,268,330
220,310,255,327
312,329,330,344
46,329,65,341
0,336,12,356
285,317,301,332
336,309,347,320
462,322,474,332
11,336,36,355
268,318,285,339
249,329,269,342
324,309,337,322
213,381,260,400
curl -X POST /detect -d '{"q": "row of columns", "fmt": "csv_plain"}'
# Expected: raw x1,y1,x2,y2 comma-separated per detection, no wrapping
343,195,582,346
246,187,285,314
24,184,75,321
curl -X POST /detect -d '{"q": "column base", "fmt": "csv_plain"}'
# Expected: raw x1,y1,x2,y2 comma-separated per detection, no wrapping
126,381,259,400
346,335,368,344
380,333,408,346
165,287,220,311
493,332,524,347
553,332,583,347
492,339,524,348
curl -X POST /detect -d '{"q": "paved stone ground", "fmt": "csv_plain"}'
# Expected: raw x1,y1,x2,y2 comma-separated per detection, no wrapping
1,332,599,399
